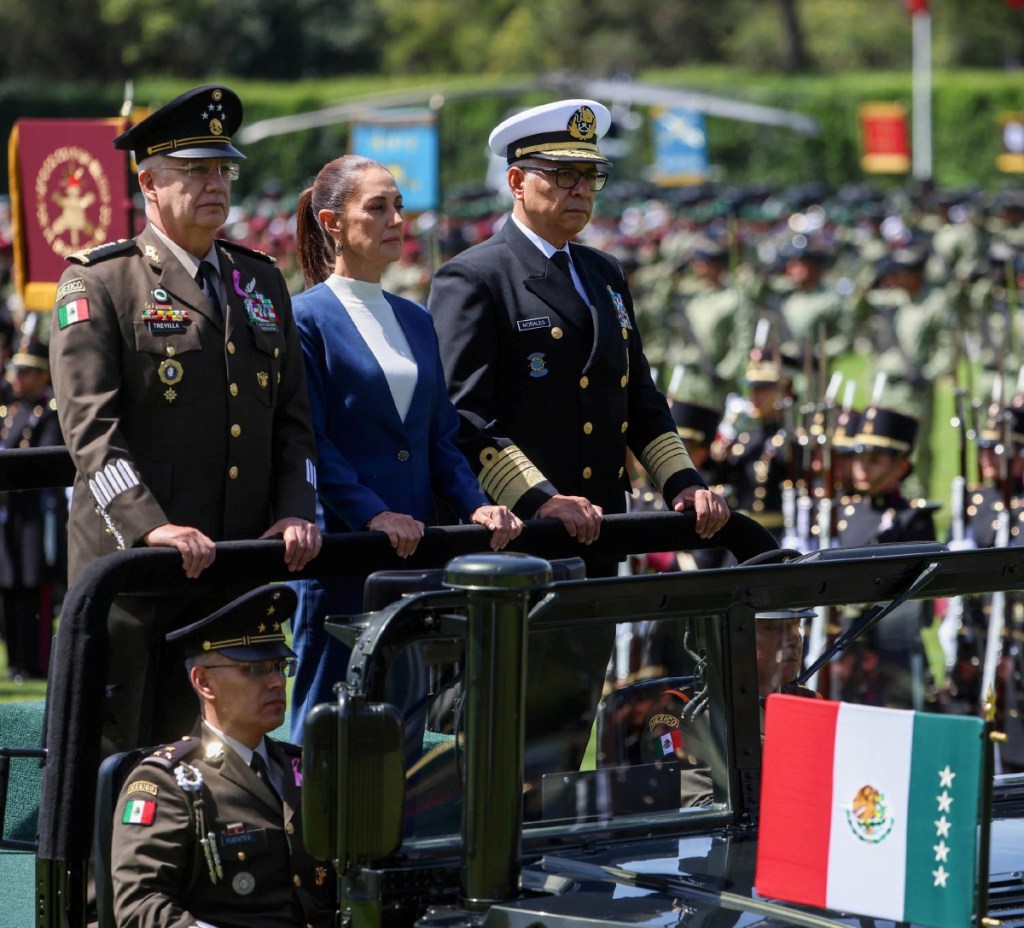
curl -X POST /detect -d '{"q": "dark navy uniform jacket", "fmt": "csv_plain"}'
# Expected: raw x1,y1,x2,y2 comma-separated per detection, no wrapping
429,218,703,518
836,490,937,548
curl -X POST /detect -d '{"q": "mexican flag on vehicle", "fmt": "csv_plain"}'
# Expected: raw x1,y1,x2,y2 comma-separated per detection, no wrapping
755,695,985,928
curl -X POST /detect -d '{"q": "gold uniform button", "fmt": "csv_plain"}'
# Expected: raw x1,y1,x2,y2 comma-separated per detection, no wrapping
227,341,236,355
293,875,302,888
166,346,176,357
620,375,628,388
229,466,239,480
621,328,628,340
230,424,241,438
582,467,592,479
274,347,280,358
583,422,593,435
551,327,563,340
579,376,589,389
229,383,239,396
238,852,246,862
620,421,628,433
397,450,410,462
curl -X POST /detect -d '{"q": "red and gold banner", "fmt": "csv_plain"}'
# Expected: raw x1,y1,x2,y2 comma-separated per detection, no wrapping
8,118,132,311
859,103,911,174
997,111,1024,173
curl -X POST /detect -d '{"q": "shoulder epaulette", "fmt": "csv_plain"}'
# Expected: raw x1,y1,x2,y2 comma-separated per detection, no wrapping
911,499,943,511
140,735,203,769
67,239,135,266
217,238,277,265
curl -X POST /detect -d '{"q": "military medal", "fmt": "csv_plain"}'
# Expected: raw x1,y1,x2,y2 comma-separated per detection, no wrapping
232,270,280,331
232,871,256,895
159,358,183,403
527,352,548,378
158,358,183,385
608,286,632,330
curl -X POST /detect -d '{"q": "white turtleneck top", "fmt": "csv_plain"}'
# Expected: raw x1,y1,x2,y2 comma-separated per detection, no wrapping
325,275,418,422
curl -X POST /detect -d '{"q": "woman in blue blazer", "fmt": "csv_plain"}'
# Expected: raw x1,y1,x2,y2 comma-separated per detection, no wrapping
289,155,521,739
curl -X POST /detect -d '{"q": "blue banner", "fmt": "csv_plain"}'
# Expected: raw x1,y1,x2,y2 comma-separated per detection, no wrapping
350,109,439,212
650,107,708,185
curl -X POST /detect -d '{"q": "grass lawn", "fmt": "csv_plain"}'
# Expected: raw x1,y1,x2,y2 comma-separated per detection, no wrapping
0,642,47,702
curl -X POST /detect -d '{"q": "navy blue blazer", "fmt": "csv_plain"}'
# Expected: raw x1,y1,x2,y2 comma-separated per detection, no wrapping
292,283,487,532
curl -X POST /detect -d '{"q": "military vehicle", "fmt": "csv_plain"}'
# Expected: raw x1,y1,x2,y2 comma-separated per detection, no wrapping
1,446,1023,927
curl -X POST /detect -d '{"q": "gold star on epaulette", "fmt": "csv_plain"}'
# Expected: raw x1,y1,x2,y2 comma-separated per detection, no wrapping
272,622,280,632
258,622,266,633
267,605,276,616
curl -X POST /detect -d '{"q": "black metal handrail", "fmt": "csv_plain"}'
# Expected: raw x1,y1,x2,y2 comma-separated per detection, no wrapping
36,508,776,861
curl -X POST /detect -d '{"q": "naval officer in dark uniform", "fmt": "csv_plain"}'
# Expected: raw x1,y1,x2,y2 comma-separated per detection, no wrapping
428,99,729,551
48,85,321,750
428,100,728,796
111,585,334,928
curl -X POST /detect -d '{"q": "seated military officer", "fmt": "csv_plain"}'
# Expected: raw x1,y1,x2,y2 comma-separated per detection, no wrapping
641,607,819,807
111,585,334,928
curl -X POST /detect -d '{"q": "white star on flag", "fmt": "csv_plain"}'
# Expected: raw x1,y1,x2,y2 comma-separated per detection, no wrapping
935,816,951,838
938,765,956,788
932,865,949,888
933,840,949,862
936,791,953,813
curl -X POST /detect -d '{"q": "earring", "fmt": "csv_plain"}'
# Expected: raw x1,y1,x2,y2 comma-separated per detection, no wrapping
334,241,343,256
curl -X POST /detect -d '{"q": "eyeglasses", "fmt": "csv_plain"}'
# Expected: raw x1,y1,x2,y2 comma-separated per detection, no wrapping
203,658,296,678
521,165,609,191
161,161,240,182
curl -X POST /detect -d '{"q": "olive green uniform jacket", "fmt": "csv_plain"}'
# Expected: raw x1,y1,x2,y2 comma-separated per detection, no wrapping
112,725,335,928
50,225,317,583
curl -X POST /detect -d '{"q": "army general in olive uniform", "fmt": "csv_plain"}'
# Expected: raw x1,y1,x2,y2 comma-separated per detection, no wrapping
48,85,321,750
111,585,334,928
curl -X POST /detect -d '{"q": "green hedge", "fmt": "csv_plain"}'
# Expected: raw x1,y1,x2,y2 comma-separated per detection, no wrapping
3,70,1024,208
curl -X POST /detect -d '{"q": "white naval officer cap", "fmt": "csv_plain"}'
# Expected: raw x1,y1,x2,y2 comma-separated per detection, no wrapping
489,99,613,166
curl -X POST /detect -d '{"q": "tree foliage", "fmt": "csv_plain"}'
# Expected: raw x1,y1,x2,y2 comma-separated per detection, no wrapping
2,0,1024,81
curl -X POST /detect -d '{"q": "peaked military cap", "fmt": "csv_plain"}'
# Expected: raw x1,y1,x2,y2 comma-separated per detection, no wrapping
832,408,864,455
755,607,816,621
977,404,1024,449
489,99,612,166
779,234,833,264
166,584,296,660
744,347,789,387
688,236,729,262
854,406,918,456
115,84,245,160
10,335,49,371
882,244,928,274
671,401,721,448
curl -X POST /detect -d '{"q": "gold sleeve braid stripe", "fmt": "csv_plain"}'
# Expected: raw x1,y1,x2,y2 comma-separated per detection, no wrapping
639,431,696,492
477,445,548,509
